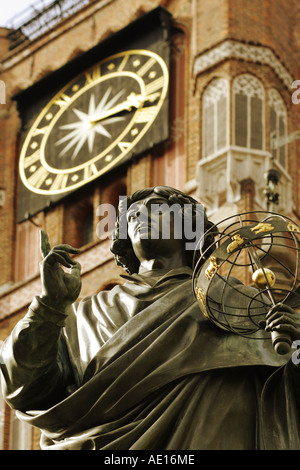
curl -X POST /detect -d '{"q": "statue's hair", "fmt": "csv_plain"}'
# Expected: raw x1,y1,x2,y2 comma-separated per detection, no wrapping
110,186,217,274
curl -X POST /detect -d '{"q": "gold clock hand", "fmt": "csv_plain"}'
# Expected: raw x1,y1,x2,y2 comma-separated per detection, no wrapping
89,95,136,124
89,92,160,125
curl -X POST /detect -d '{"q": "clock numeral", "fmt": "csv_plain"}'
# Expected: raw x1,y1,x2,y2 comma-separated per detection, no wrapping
118,54,129,71
54,93,71,108
84,163,98,179
27,166,49,188
134,106,158,123
137,58,156,77
23,149,41,168
145,76,164,95
50,173,69,192
85,64,101,84
32,125,49,136
118,142,131,152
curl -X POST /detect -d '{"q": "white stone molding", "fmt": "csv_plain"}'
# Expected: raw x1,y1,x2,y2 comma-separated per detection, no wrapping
194,40,293,89
203,78,229,107
268,88,287,117
233,74,264,99
196,146,293,216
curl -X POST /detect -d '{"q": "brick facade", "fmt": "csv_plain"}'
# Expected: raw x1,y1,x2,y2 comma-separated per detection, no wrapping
0,0,299,449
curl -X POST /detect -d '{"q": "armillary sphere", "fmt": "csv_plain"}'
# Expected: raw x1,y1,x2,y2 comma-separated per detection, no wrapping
193,211,300,355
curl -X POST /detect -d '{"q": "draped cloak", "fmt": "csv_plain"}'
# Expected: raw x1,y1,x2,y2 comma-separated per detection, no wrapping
1,266,300,450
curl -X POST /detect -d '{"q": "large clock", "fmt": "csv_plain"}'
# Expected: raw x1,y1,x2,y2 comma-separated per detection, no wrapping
19,49,169,196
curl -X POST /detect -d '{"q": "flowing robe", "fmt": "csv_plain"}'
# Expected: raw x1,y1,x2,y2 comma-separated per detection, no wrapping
1,267,300,450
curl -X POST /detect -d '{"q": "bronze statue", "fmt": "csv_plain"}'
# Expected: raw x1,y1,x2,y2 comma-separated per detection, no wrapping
1,186,300,450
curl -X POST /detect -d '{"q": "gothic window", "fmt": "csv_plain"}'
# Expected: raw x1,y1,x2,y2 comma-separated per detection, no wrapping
233,74,264,150
202,78,229,158
268,89,288,168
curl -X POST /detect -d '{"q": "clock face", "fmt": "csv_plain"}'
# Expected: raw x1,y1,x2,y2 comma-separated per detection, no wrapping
19,49,169,195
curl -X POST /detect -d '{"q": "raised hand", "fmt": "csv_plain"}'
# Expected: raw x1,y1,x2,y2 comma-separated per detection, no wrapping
39,230,82,312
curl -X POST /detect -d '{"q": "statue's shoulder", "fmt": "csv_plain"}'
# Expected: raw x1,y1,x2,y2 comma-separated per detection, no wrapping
72,285,123,314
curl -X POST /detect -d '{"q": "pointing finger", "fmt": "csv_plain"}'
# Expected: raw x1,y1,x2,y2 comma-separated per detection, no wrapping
40,230,51,259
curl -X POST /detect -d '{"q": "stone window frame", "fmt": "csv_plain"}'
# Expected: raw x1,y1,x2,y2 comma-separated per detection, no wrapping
232,74,265,151
202,78,230,158
268,88,288,169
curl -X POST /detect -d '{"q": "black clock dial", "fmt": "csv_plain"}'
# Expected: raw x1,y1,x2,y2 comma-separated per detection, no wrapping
45,75,141,170
19,49,169,195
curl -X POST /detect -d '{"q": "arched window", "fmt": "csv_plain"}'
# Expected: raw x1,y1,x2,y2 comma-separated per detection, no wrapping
202,78,229,157
268,89,288,168
233,74,264,150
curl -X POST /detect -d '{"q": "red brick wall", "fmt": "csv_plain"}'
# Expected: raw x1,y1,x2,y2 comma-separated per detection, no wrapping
228,0,297,75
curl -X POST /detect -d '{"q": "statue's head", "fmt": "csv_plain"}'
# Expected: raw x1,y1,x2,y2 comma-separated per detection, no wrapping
110,186,217,274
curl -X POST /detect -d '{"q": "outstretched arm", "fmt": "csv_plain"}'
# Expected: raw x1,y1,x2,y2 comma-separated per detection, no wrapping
0,231,81,411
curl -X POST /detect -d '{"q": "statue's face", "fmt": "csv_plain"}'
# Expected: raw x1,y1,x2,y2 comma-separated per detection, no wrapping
127,193,185,261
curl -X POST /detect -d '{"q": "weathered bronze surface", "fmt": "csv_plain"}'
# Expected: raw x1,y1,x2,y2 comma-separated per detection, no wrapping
1,186,300,450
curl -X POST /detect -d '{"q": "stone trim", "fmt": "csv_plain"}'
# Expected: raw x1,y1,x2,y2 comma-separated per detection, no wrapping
194,40,293,89
196,146,293,215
